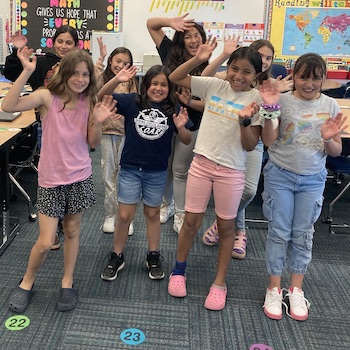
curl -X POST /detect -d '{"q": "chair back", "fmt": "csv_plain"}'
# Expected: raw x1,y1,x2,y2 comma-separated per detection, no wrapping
271,64,288,79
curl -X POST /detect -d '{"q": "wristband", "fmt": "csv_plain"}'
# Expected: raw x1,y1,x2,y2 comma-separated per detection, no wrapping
322,137,333,143
261,103,281,111
259,107,281,120
261,118,279,129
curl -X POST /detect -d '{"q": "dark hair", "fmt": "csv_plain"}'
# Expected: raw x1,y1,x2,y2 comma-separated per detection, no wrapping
227,46,262,78
48,50,97,109
53,25,79,46
137,65,176,116
249,39,275,83
166,23,208,76
102,47,134,84
292,53,326,80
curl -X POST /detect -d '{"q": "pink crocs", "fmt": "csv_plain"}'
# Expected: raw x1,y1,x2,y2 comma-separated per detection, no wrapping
168,274,187,297
204,284,227,311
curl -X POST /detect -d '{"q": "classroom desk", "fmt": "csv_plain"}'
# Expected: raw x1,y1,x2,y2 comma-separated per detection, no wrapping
0,84,36,255
0,128,21,255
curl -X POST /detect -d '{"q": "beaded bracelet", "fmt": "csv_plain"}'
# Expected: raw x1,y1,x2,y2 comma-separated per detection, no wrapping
261,103,281,112
259,107,281,120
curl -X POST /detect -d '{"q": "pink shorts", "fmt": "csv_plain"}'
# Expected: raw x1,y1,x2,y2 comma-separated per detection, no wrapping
185,154,245,220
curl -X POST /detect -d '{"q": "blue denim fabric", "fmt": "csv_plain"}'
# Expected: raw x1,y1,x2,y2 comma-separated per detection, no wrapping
118,166,167,207
262,160,326,275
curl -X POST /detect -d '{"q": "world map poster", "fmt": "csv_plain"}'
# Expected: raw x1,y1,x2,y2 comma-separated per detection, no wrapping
282,8,350,56
267,1,350,59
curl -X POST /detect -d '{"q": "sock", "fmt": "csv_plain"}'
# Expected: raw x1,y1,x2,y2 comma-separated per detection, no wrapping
172,260,187,276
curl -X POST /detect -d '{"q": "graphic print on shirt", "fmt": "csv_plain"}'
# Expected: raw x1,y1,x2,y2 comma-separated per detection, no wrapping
134,108,169,140
207,95,244,121
280,106,330,150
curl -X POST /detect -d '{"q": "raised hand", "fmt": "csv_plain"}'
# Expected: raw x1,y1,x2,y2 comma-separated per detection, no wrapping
173,106,189,129
176,87,192,106
169,13,195,32
223,35,241,56
11,30,28,49
115,64,138,83
321,113,348,140
97,36,107,62
93,95,119,123
196,37,217,62
259,79,280,106
17,46,36,72
273,73,293,93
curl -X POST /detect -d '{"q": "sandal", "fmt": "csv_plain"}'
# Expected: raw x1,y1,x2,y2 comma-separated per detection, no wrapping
9,282,34,313
57,287,78,312
204,284,227,311
202,220,219,246
168,274,187,298
232,229,247,260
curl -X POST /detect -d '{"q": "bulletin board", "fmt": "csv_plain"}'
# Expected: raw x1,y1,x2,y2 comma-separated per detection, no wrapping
18,0,123,52
267,0,350,60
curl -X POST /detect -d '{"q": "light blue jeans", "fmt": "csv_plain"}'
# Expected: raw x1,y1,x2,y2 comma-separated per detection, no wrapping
235,140,264,231
262,160,326,276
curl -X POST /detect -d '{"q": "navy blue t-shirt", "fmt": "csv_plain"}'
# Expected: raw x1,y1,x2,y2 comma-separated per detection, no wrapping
112,93,176,171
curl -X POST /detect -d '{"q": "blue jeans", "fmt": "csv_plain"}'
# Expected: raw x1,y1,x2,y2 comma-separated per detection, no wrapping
118,166,167,207
262,161,326,276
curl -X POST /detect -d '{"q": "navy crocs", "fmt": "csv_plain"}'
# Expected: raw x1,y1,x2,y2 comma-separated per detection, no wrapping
57,287,78,312
9,283,34,313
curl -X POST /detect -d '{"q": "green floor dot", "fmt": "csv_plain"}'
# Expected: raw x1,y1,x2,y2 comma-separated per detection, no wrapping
5,315,30,331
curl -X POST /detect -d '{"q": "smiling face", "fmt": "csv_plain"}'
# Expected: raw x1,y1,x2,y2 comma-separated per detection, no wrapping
146,73,169,103
258,45,273,73
226,58,257,92
67,61,90,95
53,32,77,58
293,66,324,101
109,52,131,75
183,27,203,58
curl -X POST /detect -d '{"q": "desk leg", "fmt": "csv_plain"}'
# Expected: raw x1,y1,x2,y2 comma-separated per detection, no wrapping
0,148,19,255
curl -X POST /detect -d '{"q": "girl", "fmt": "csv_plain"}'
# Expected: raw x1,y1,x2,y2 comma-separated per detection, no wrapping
202,39,292,260
3,48,117,313
95,40,138,235
5,25,79,250
167,41,278,310
147,13,207,232
98,65,191,281
261,53,347,321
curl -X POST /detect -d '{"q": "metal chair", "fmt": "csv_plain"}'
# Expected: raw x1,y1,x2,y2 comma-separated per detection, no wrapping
322,139,350,234
9,123,39,222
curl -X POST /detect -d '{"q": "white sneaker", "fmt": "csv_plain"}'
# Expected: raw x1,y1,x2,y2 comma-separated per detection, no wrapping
285,287,310,321
128,221,134,236
103,215,115,233
173,212,185,234
263,287,283,320
160,200,175,224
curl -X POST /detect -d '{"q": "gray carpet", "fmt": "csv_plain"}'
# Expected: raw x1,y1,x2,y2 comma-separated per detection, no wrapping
1,149,350,350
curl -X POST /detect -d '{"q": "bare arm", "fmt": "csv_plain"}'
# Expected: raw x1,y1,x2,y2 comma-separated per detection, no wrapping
88,95,118,148
147,13,195,48
169,39,217,89
201,35,240,78
97,64,137,100
2,46,48,112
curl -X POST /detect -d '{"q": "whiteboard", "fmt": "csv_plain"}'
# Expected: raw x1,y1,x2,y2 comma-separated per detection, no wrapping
90,31,124,64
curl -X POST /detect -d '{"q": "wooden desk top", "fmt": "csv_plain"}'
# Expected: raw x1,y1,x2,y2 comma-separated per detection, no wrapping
322,79,343,90
0,82,36,129
0,128,21,148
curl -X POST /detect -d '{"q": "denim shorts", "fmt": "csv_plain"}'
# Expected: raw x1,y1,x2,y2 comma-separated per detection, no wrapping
118,166,167,207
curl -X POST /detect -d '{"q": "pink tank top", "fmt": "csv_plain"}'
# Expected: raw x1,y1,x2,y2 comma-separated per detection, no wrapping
38,94,92,188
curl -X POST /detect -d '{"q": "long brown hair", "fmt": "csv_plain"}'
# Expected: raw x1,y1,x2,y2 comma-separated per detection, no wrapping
47,50,98,110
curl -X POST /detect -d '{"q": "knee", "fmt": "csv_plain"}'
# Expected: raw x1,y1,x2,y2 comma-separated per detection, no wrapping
241,185,258,202
35,238,54,253
63,222,81,239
